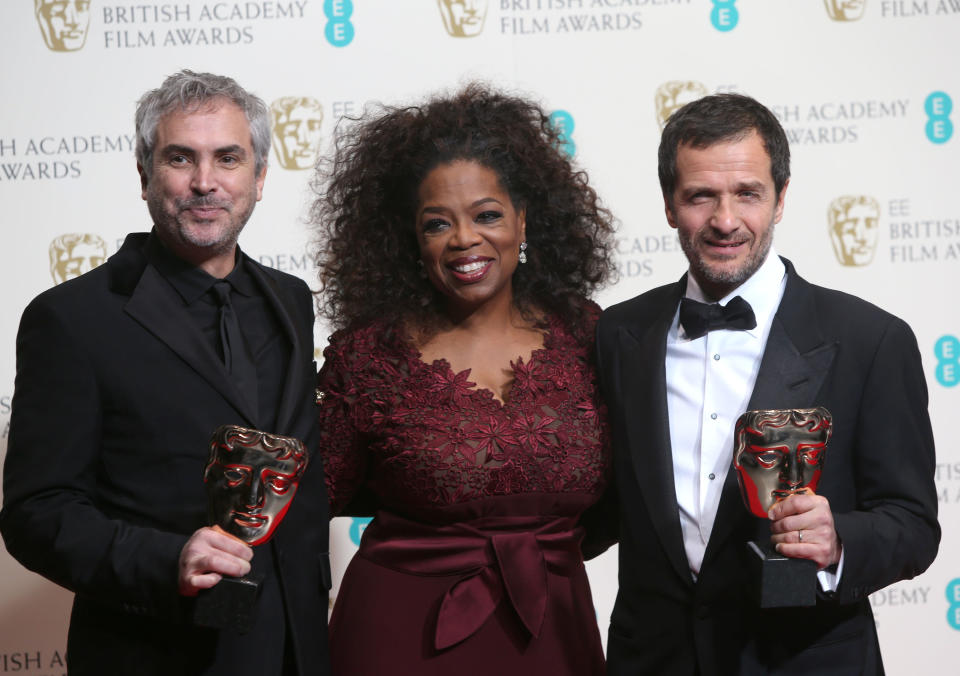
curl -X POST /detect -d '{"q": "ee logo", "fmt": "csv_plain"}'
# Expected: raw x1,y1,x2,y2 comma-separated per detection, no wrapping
325,0,354,47
349,516,371,546
934,335,959,387
947,578,960,630
925,91,953,144
711,0,739,32
549,110,576,158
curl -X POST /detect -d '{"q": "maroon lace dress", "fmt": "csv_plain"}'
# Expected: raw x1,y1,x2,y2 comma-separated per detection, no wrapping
317,310,609,675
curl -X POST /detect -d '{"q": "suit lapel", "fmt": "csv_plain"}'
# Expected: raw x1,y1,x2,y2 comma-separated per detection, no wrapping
705,261,838,560
123,264,259,425
618,282,693,586
245,260,307,434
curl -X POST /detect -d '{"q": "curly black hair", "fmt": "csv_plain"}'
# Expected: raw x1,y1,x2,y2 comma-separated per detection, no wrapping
311,82,617,335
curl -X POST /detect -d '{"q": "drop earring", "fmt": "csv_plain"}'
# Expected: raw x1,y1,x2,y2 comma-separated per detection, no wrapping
518,241,528,264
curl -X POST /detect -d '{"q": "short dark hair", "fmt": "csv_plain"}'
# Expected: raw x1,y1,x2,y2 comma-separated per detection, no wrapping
311,82,616,334
658,93,790,205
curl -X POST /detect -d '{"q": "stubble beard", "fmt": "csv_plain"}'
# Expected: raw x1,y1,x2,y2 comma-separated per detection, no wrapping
680,222,775,297
146,187,256,258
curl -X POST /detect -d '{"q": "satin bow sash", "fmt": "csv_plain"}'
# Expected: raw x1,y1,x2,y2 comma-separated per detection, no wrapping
357,510,584,651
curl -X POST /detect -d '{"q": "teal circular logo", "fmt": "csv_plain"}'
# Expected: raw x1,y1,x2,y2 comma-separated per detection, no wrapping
925,91,953,144
549,110,576,157
947,578,960,630
324,0,354,47
711,0,739,31
935,335,960,387
926,118,954,144
349,516,371,546
926,91,953,117
324,0,353,19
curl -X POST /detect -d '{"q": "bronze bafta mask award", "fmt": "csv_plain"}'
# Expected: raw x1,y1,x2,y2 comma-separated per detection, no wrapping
193,425,308,632
733,408,832,608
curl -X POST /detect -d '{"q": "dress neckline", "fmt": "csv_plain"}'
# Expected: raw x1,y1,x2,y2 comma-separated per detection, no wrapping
399,315,561,407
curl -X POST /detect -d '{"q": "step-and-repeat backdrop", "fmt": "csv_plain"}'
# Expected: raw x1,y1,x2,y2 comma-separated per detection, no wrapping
1,1,956,673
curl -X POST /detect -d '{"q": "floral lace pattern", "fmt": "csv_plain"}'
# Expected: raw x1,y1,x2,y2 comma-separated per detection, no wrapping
317,309,609,515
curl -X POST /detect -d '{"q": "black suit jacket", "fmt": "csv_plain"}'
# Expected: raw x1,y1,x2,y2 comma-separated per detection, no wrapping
0,233,331,675
595,259,938,676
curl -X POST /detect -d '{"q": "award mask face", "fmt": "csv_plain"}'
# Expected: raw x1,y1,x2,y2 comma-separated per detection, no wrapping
270,96,324,170
49,233,107,284
734,408,832,518
828,195,880,267
204,426,308,546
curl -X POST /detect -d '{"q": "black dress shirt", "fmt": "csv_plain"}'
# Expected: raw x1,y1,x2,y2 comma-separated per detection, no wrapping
144,232,294,676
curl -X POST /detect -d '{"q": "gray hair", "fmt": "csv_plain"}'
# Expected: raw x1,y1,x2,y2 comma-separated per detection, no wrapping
135,70,271,179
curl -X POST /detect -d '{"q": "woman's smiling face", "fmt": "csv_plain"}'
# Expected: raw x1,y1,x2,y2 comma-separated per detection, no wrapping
415,160,526,317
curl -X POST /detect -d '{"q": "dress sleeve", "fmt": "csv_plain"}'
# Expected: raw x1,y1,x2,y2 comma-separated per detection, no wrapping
316,327,378,517
578,298,618,557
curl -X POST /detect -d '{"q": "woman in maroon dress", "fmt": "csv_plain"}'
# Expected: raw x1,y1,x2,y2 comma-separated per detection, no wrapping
311,83,617,675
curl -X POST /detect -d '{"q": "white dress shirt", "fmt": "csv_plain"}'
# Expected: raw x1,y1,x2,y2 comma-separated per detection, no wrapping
665,250,842,589
666,249,786,577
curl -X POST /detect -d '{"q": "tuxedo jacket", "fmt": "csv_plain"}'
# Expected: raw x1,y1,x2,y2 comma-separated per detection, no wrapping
595,259,938,676
0,233,331,675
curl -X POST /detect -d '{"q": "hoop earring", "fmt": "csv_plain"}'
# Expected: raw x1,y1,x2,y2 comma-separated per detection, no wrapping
518,241,528,264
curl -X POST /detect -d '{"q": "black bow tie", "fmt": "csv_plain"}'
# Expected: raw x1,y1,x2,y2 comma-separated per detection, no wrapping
679,295,757,339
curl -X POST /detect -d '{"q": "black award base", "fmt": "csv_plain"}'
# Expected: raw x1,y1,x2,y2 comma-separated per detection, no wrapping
193,576,262,633
746,541,817,608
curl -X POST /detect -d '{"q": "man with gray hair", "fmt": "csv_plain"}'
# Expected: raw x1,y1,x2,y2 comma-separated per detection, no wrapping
1,71,330,675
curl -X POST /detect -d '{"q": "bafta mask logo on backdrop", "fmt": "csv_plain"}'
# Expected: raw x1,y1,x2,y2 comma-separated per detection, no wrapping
655,81,708,130
49,233,107,285
271,97,324,170
35,0,91,52
827,195,880,267
438,0,488,37
823,0,867,21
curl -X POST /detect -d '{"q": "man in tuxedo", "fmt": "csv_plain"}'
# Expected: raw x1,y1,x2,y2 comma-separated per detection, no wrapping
596,93,939,675
0,71,330,675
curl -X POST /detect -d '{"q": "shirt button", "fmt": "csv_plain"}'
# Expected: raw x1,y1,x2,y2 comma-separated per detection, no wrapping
709,473,716,480
713,354,720,361
710,412,718,420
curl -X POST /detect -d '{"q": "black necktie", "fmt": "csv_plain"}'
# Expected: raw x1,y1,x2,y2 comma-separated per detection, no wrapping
212,281,258,412
679,295,757,339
